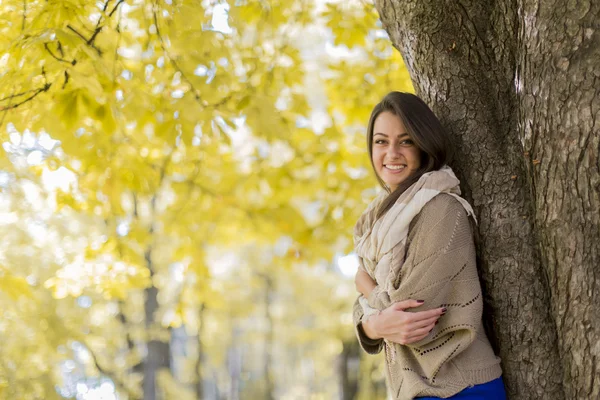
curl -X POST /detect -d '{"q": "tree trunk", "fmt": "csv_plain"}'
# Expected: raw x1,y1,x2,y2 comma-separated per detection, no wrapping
228,325,242,400
338,340,359,400
143,248,171,400
143,284,171,400
375,0,599,398
195,303,206,400
263,275,275,400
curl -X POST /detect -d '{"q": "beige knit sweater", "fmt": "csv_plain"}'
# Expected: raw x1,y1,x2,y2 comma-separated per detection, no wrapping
353,194,502,399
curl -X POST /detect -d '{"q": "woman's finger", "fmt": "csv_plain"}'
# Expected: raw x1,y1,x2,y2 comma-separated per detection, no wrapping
405,333,430,344
407,324,435,340
383,320,435,345
402,307,446,323
407,315,439,331
405,324,436,344
392,299,426,311
387,331,427,345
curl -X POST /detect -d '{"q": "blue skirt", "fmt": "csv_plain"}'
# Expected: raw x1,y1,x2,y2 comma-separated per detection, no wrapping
416,377,506,399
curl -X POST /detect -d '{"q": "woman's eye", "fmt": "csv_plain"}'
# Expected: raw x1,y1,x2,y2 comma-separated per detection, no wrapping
401,139,414,145
374,139,386,145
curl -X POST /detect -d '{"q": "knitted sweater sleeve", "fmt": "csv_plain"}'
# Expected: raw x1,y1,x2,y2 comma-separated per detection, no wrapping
365,194,483,353
352,296,384,354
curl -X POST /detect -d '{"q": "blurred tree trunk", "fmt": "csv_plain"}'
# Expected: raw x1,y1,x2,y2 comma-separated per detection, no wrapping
228,325,242,400
142,270,171,400
196,304,206,400
357,354,387,400
375,0,599,399
262,274,275,400
143,259,171,400
338,340,359,400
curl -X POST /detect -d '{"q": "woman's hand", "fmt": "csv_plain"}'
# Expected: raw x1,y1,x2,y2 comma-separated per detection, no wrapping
355,268,377,297
362,300,446,344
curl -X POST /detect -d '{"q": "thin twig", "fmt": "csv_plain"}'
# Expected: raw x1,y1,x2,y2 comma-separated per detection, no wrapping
87,27,104,45
88,0,124,46
82,341,139,399
66,24,88,42
112,6,123,78
102,0,111,12
44,42,77,65
63,71,70,89
87,0,111,45
67,24,102,55
109,0,125,17
0,87,15,130
21,0,26,31
153,5,204,103
0,83,51,111
0,88,41,102
57,40,64,57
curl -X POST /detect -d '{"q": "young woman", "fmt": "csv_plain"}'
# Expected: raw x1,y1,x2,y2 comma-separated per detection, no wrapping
352,92,506,399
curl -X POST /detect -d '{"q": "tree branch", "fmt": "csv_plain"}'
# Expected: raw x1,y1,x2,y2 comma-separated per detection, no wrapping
87,0,111,46
152,5,205,104
21,0,26,31
0,87,15,130
63,71,70,89
0,68,51,114
87,0,124,47
109,0,125,17
0,88,42,102
44,43,77,65
67,24,102,55
66,24,88,42
82,340,140,399
0,83,51,111
87,27,104,46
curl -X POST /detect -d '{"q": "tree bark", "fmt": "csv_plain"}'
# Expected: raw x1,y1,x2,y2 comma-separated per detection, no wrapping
518,2,600,398
375,0,599,398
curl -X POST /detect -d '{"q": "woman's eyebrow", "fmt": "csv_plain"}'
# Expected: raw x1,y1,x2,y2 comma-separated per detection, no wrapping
373,132,409,138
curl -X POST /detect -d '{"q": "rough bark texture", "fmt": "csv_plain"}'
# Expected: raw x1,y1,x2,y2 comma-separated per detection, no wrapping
519,1,600,398
375,0,599,398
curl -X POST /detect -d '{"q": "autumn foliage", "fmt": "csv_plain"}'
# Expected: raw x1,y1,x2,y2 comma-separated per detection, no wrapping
0,0,412,398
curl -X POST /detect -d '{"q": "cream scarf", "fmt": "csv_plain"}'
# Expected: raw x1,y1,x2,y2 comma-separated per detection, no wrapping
354,166,476,318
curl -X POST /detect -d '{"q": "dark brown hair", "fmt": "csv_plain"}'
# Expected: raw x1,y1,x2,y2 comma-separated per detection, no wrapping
367,92,453,219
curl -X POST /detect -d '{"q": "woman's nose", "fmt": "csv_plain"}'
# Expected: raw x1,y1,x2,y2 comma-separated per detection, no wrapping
387,144,402,158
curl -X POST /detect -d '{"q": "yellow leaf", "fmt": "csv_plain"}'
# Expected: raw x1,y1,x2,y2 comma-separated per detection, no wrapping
0,268,33,300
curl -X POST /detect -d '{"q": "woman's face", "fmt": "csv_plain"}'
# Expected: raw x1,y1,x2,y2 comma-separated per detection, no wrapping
371,111,422,191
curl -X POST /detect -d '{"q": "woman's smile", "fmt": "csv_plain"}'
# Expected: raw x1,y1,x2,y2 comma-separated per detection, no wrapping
384,164,407,171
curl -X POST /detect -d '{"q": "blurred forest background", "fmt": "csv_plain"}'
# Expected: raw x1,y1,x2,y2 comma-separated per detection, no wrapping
0,0,414,399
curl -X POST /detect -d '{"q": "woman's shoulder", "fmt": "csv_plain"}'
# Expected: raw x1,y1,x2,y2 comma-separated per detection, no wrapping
421,193,467,217
409,193,471,233
404,193,476,257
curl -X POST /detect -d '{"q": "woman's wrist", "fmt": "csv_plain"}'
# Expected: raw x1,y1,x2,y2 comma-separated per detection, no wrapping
361,314,382,340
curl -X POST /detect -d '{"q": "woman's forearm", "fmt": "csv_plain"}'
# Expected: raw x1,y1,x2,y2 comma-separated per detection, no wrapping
361,284,375,298
358,280,377,298
355,269,377,298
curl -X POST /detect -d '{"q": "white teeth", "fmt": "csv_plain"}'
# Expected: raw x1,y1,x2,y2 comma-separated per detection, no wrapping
385,165,405,170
